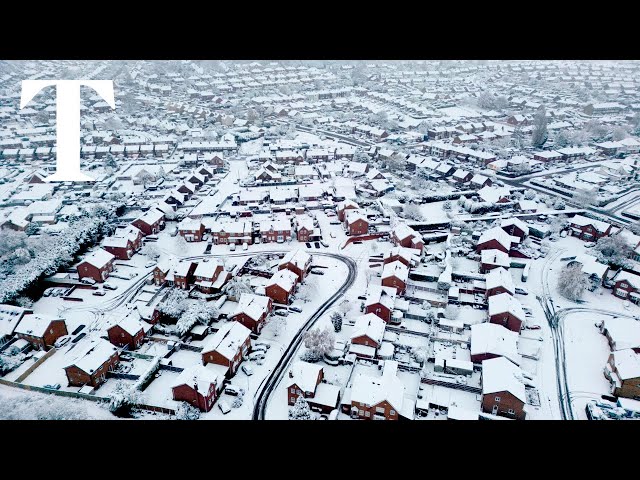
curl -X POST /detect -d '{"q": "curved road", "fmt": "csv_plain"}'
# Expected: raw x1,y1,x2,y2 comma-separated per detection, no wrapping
252,253,358,420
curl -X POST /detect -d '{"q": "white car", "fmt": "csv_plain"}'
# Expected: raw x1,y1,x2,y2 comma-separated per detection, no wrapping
80,277,96,286
218,400,231,414
241,365,254,376
145,261,157,268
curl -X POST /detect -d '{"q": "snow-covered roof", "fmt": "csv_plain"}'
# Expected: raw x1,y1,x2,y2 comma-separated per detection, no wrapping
287,361,323,393
351,313,386,346
384,246,421,265
194,260,222,280
232,294,271,322
267,269,298,292
0,304,26,337
481,356,526,403
481,249,510,268
178,218,203,231
471,323,521,366
488,292,524,320
614,270,640,289
202,321,251,360
477,186,511,203
365,285,397,310
611,349,640,380
14,314,63,338
344,209,368,225
350,360,404,412
381,261,409,282
572,254,608,279
109,316,145,337
280,249,312,270
602,317,640,351
259,218,291,233
172,364,221,392
80,248,115,269
569,214,610,233
393,223,420,242
136,208,164,226
501,217,529,236
478,227,513,251
66,339,118,375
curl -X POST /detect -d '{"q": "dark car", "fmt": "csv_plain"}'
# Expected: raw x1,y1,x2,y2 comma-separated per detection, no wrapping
310,269,325,275
289,306,303,313
357,295,367,300
306,242,312,248
353,241,363,244
314,242,320,249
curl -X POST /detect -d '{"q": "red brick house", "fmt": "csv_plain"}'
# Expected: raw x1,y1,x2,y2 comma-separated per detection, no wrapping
173,261,198,290
102,236,133,260
64,339,120,388
279,250,312,282
287,362,340,414
265,269,299,305
381,261,409,295
296,217,315,243
477,227,513,254
259,219,292,243
153,261,173,286
501,218,529,241
201,322,251,377
171,365,222,412
178,218,205,242
604,349,640,399
391,224,424,253
107,317,147,350
488,293,525,333
132,209,165,236
470,323,521,366
612,271,640,302
383,247,420,268
337,200,360,222
486,267,515,297
193,261,229,294
350,313,386,354
344,210,369,236
568,214,612,242
231,294,273,334
481,357,527,420
14,314,68,350
345,360,406,420
364,285,397,323
77,249,115,283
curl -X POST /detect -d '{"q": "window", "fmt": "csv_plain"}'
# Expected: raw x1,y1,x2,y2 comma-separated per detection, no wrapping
508,409,515,414
297,389,302,395
365,411,370,417
358,409,364,416
290,388,296,394
49,329,54,335
390,410,396,416
290,397,295,403
376,406,385,414
495,396,501,402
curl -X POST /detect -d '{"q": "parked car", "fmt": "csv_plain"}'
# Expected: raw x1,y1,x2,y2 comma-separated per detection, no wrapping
243,242,248,251
515,287,528,295
289,306,303,313
305,242,312,248
44,384,61,390
224,385,244,396
253,344,268,353
527,325,541,330
218,400,231,414
241,365,254,376
357,295,367,301
80,277,96,286
248,351,265,361
310,269,324,275
92,290,106,296
103,283,118,291
145,261,157,268
54,336,71,348
275,309,289,317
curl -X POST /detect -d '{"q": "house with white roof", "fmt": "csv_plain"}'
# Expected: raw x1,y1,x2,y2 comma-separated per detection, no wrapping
64,339,120,388
172,364,223,412
14,314,68,351
488,292,525,332
201,321,251,377
381,261,409,294
364,285,397,323
231,293,273,334
480,249,510,273
481,356,527,419
279,249,312,281
77,249,115,283
343,360,411,420
286,361,340,414
265,269,299,304
471,323,521,366
477,227,514,254
604,349,640,399
107,316,149,350
350,313,386,359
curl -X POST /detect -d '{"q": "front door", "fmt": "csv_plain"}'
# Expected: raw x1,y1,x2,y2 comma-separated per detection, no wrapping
492,404,498,415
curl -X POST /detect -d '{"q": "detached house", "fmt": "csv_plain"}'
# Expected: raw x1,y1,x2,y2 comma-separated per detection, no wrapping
107,316,148,350
77,249,115,283
350,313,386,359
64,339,120,388
201,321,251,377
488,292,525,332
287,362,340,414
231,293,273,334
132,209,165,236
568,214,612,242
14,314,68,351
381,261,409,295
178,218,205,242
604,349,640,400
344,210,369,236
365,285,397,323
279,249,312,282
171,365,222,413
265,269,299,305
481,357,527,420
391,224,424,253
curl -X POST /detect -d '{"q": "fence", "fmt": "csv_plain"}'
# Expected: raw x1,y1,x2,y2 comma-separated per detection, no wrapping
133,403,176,416
107,372,140,380
0,378,108,402
159,364,184,373
420,376,482,394
341,233,387,249
15,347,57,382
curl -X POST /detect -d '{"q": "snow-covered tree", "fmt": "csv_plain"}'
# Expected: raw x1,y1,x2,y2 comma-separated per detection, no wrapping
176,301,219,336
594,235,632,269
104,153,118,171
557,264,588,301
331,312,342,332
403,203,423,221
303,327,335,361
224,277,252,298
531,106,548,148
0,354,22,375
296,282,316,303
442,200,453,211
444,305,459,320
142,243,161,261
611,126,628,141
288,395,312,420
156,288,190,320
338,299,351,317
175,402,200,420
0,389,101,419
523,189,536,200
108,382,141,415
